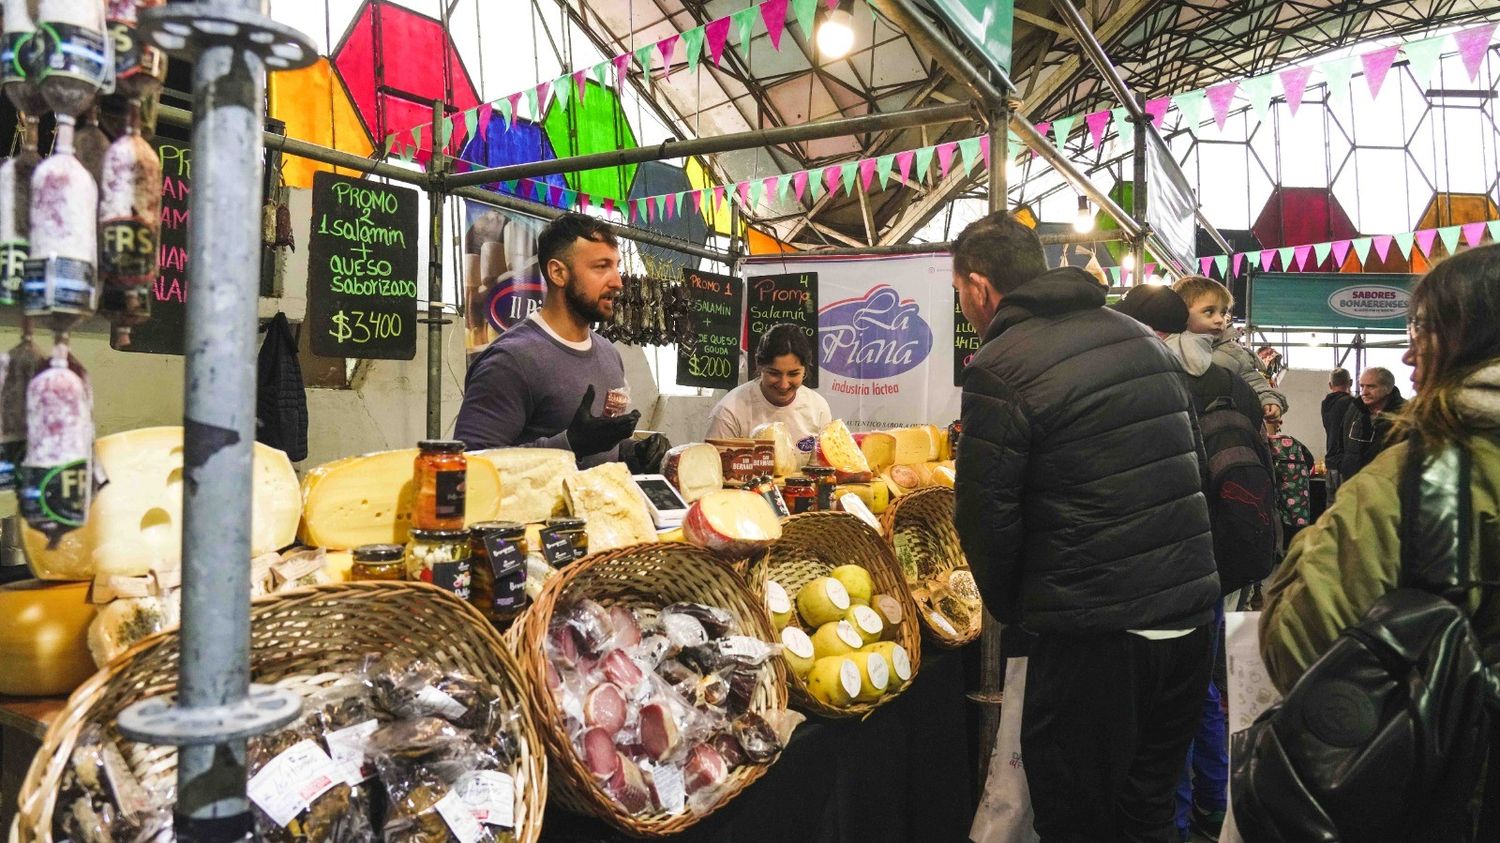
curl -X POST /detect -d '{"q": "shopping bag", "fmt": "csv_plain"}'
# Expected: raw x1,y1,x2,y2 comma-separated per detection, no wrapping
970,658,1040,843
1220,611,1280,843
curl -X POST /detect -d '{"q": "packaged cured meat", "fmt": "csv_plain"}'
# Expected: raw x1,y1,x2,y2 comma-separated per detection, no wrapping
73,107,109,183
97,100,159,345
583,682,627,736
25,120,99,324
106,0,166,102
36,0,110,118
0,146,41,308
0,336,41,490
19,342,93,544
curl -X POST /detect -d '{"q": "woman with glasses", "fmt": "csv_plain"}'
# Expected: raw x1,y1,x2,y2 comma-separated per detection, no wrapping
1334,365,1406,481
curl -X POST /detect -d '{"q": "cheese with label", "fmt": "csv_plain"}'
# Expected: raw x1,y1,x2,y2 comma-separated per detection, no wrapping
563,462,658,552
469,447,577,523
24,427,302,581
858,432,897,473
300,449,502,549
812,420,871,477
750,422,800,476
661,443,724,503
888,427,936,466
682,489,782,557
0,580,97,696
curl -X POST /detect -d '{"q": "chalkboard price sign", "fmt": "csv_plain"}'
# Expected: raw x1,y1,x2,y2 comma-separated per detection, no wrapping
745,272,818,389
113,140,191,355
953,291,980,386
677,268,742,390
308,171,419,360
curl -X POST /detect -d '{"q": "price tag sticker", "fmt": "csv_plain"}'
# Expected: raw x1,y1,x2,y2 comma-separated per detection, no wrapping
652,764,686,815
434,789,485,843
247,740,340,828
457,770,516,828
324,719,379,785
415,685,469,721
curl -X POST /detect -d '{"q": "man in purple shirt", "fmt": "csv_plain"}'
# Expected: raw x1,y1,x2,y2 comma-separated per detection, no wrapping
456,213,650,468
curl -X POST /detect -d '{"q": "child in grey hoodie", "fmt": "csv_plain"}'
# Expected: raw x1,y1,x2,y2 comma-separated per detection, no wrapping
1172,275,1289,419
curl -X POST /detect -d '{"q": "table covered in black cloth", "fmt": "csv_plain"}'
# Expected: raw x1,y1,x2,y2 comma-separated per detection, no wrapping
540,647,977,842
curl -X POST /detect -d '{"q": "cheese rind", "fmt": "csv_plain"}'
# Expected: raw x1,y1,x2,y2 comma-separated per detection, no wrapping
470,447,578,523
0,580,97,696
812,420,871,477
681,489,782,557
300,449,502,549
662,443,725,503
563,462,659,552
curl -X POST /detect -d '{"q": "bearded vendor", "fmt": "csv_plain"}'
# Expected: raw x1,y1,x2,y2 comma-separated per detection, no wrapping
705,323,831,460
456,213,665,470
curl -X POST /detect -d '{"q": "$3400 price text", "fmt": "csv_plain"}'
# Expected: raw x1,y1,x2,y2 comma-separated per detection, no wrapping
328,310,404,345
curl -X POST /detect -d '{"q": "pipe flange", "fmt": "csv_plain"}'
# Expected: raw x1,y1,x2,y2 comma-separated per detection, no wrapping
140,4,318,71
117,684,303,746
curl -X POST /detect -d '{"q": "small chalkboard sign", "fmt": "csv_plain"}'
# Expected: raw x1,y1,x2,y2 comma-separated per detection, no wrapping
744,272,818,389
953,291,980,386
677,268,742,390
307,171,419,360
113,139,191,355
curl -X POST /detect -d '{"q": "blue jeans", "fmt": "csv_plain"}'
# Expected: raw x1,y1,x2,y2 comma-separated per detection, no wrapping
1175,602,1227,831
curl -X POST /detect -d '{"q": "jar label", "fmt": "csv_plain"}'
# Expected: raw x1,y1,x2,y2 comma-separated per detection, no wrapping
787,492,814,514
815,482,834,511
434,468,466,519
760,486,789,518
482,535,526,611
424,558,471,600
18,459,90,540
0,239,28,306
0,440,20,492
540,529,575,567
38,23,110,88
100,217,157,281
23,256,98,316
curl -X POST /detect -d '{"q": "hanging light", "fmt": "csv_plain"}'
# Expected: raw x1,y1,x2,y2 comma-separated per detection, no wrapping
1121,252,1137,271
817,1,856,60
1072,196,1094,233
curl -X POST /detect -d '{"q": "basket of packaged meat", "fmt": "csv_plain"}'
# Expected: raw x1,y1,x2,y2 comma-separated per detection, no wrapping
879,486,984,648
748,511,922,718
515,542,798,837
15,581,547,843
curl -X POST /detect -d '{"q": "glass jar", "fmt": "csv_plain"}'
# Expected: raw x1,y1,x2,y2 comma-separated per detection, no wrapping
412,440,467,531
406,528,471,599
749,475,789,518
469,521,529,625
543,517,588,566
351,544,405,581
783,477,816,514
804,467,838,511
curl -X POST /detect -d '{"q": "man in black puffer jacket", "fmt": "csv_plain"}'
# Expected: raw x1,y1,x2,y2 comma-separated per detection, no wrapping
953,214,1219,841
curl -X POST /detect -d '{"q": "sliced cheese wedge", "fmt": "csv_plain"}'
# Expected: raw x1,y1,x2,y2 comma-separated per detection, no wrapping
563,462,658,551
300,448,501,549
469,447,577,523
812,419,871,478
662,442,725,503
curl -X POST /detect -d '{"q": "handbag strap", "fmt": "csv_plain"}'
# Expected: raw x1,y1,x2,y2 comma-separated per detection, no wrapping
1398,437,1500,595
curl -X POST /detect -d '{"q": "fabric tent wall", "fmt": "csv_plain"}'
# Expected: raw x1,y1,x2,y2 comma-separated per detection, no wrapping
267,58,373,189
542,80,637,203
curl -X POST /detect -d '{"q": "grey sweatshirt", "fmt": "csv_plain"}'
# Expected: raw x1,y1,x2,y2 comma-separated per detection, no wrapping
1213,332,1288,413
454,317,629,468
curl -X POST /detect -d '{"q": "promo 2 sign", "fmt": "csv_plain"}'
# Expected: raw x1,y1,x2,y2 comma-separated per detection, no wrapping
308,172,420,359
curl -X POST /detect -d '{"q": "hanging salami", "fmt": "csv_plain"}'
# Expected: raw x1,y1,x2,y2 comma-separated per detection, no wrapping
2,0,48,309
25,120,100,324
107,0,165,100
36,0,110,119
19,342,93,544
1,336,43,492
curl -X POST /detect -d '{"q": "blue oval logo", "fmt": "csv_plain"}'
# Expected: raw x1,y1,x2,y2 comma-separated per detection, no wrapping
818,285,933,379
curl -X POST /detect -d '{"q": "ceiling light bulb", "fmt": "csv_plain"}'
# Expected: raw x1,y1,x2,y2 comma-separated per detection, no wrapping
1073,196,1093,233
817,9,856,59
1122,252,1137,271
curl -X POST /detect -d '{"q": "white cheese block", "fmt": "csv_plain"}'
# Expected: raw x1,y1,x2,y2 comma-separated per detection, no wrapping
470,447,578,523
750,422,800,476
681,489,783,557
299,449,502,549
563,462,658,552
23,427,302,581
661,443,724,503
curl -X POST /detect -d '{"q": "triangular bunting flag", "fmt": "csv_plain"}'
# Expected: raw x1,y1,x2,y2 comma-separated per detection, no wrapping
809,170,825,202
1373,235,1394,262
1232,253,1244,276
876,154,895,188
552,75,570,111
656,36,680,80
1200,257,1213,276
738,181,753,206
896,150,915,183
592,61,610,90
1293,244,1312,270
1144,98,1170,128
562,188,578,210
536,182,550,204
1464,221,1487,247
762,178,777,205
578,192,591,212
439,116,455,148
777,174,793,202
1352,237,1373,264
1332,240,1351,266
793,170,809,200
840,162,858,196
748,178,764,207
1402,36,1447,89
713,184,726,209
822,166,841,197
635,45,655,88
477,103,493,137
1455,22,1498,81
500,180,517,194
603,197,615,216
859,158,877,191
682,26,706,74
1321,57,1357,106
382,134,397,157
525,86,540,120
1280,66,1314,116
705,17,733,65
1361,46,1401,98
1051,115,1076,149
690,189,703,214
957,137,982,174
1246,249,1261,268
914,146,935,181
1214,254,1229,276
1206,82,1239,129
1415,228,1438,256
1033,122,1051,153
663,192,677,219
1491,220,1500,243
1439,225,1463,254
936,142,958,177
410,125,423,148
732,6,759,48
979,135,991,170
1260,250,1276,271
462,109,478,144
501,95,517,129
1241,75,1275,121
646,196,658,223
613,53,632,90
792,0,818,36
1391,231,1413,258
1277,246,1295,269
1112,107,1135,148
1173,90,1207,128
761,0,789,50
1085,111,1111,149
1314,242,1332,266
573,70,588,104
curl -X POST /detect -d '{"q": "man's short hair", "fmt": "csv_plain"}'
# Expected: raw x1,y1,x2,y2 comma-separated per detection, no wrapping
1363,367,1396,388
537,212,618,273
1171,274,1234,310
952,212,1047,296
1329,367,1352,388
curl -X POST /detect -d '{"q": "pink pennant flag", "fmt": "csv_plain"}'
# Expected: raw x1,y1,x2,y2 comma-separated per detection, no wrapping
658,35,680,77
713,184,726,209
705,16,733,65
760,0,790,50
763,176,777,200
1293,244,1312,271
642,195,656,222
1144,264,1157,278
823,166,841,196
1331,239,1351,266
738,181,752,206
859,158,877,191
690,189,704,213
1415,228,1438,257
1456,22,1498,81
1206,82,1239,129
936,142,958,177
1232,253,1244,276
1143,99,1170,128
825,0,839,8
603,197,616,216
536,82,552,115
507,92,524,123
628,200,640,223
896,150,915,183
1360,46,1401,98
548,185,564,207
1200,257,1213,275
613,53,632,90
578,192,591,212
663,192,677,219
793,170,809,200
1373,235,1394,262
980,135,991,169
1084,110,1112,149
477,103,494,137
1260,250,1276,271
1464,221,1488,247
574,70,589,103
1280,66,1314,115
1033,121,1051,150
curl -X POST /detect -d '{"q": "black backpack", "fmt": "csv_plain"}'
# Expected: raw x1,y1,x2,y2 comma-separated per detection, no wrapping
1231,441,1500,842
1191,365,1279,595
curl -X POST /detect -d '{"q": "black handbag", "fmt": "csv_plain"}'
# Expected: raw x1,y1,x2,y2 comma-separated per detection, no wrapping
1230,439,1500,842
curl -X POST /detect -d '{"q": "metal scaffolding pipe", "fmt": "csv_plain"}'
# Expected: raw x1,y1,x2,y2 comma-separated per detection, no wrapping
1011,116,1143,239
868,0,1013,108
443,101,979,190
425,101,445,439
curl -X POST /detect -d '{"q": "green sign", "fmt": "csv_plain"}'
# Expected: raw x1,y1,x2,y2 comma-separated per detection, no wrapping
929,0,1014,78
1250,273,1415,332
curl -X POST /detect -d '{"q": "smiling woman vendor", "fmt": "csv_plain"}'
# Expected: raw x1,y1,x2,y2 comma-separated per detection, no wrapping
705,324,831,456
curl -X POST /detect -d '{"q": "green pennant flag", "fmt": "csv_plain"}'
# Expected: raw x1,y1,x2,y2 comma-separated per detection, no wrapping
1108,267,1121,284
792,0,818,35
1277,246,1295,268
1321,57,1357,105
562,189,578,209
1489,220,1500,243
382,134,397,157
1214,254,1229,276
732,6,759,48
1314,241,1332,265
1403,36,1447,89
749,178,764,207
439,117,454,146
1352,237,1373,263
1439,225,1463,254
809,172,825,202
498,96,513,129
1246,249,1261,267
957,137,982,174
398,144,412,163
777,174,793,202
552,75,570,111
1395,231,1416,258
675,191,687,215
593,61,610,90
1173,90,1207,128
876,154,895,188
915,146,935,181
1111,107,1134,148
841,162,858,196
636,45,655,91
524,87,539,120
502,180,518,194
682,26,706,74
534,181,549,203
1241,75,1275,122
411,126,423,148
463,108,478,141
1051,115,1076,148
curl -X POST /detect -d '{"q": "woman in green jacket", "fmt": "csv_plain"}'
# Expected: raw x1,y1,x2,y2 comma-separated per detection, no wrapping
1260,245,1500,694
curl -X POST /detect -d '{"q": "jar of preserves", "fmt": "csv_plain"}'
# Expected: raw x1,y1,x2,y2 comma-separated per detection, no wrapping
351,544,404,581
804,467,838,511
782,477,816,514
469,521,529,625
542,517,588,566
750,475,789,518
412,440,466,531
406,528,471,599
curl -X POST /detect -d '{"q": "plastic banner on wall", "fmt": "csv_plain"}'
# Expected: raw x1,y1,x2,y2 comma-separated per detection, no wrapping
744,253,962,431
1145,132,1198,273
1249,272,1415,332
461,201,549,350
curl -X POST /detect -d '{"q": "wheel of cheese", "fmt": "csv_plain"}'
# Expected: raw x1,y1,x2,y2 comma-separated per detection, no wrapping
681,489,782,557
662,443,725,503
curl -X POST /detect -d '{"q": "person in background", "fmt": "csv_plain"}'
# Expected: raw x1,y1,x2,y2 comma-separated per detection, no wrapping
1321,368,1357,497
1259,245,1500,837
1173,276,1288,420
456,213,664,470
1256,346,1285,388
953,213,1218,841
705,323,831,460
1265,416,1315,552
1336,366,1406,482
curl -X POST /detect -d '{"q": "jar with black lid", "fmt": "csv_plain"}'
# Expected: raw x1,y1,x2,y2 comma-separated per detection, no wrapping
413,439,467,531
351,544,405,581
469,521,529,625
541,517,588,566
406,528,471,599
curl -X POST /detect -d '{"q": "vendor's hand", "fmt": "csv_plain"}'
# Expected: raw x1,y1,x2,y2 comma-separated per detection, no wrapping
568,386,641,457
1262,403,1282,421
626,433,672,474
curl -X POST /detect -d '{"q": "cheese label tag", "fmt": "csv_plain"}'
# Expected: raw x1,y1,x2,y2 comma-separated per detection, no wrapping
247,739,339,828
434,789,485,843
456,770,516,828
652,763,686,814
415,685,469,721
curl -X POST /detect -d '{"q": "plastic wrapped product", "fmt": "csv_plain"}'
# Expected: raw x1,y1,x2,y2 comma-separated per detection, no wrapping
19,342,93,544
36,0,109,118
25,120,98,323
106,0,166,102
97,102,160,344
0,147,41,308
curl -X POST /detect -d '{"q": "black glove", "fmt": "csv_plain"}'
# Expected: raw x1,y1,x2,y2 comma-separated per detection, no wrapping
625,432,672,474
567,385,640,457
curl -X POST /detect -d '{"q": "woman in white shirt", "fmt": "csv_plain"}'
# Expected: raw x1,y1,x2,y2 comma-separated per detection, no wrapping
706,323,832,459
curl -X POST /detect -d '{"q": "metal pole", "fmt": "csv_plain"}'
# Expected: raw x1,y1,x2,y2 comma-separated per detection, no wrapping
1011,116,1143,239
426,101,445,439
1133,94,1148,284
443,102,978,190
868,0,1014,107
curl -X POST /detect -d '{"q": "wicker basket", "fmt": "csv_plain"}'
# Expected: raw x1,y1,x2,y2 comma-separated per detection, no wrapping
514,542,788,838
880,487,982,648
748,511,923,718
14,581,547,843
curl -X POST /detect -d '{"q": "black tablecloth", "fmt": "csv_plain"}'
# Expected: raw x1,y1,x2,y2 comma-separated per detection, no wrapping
540,647,976,842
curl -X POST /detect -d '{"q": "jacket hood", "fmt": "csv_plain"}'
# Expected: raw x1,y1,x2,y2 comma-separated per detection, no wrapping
1456,362,1500,427
1322,391,1352,410
1163,332,1215,376
985,267,1106,342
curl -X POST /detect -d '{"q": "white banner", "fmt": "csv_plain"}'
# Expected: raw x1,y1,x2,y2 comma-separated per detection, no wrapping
745,253,962,431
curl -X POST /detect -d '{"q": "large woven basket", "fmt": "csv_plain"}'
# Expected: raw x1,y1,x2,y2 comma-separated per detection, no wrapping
880,486,982,648
514,542,788,838
14,581,547,843
748,511,922,718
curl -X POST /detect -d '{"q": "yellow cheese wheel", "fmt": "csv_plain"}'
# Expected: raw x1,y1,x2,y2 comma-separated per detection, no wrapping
0,580,97,696
299,449,502,549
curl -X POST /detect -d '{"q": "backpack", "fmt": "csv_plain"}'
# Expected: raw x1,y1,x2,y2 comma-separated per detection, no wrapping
1230,441,1500,842
1190,365,1279,595
1268,433,1314,531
